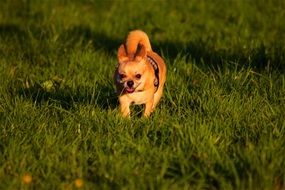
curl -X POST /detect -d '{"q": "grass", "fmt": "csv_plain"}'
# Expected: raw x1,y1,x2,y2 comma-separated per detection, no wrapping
0,0,285,189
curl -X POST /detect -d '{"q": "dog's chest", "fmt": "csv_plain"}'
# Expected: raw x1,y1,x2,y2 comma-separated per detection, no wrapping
126,91,153,105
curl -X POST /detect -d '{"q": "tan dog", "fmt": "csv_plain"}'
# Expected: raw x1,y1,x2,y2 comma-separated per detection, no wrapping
115,30,167,117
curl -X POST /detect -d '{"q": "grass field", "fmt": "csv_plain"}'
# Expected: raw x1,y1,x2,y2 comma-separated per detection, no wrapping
1,0,285,189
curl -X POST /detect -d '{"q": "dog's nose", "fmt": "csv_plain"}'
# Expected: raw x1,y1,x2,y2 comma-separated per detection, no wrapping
127,80,134,87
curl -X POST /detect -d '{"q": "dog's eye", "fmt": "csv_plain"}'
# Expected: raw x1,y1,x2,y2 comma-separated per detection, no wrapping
119,74,126,79
135,74,141,79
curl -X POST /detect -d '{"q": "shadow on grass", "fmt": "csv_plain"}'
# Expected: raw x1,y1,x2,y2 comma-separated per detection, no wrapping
60,25,121,54
159,40,285,73
0,24,28,52
17,82,118,110
0,23,55,66
1,23,284,72
62,25,285,73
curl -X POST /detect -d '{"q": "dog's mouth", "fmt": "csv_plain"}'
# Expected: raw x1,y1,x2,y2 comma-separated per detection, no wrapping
122,82,141,94
125,87,135,93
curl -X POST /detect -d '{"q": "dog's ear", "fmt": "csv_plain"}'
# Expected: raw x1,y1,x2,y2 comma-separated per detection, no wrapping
135,44,146,61
117,44,129,63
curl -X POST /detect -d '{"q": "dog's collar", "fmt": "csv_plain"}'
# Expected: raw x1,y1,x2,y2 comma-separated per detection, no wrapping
147,55,159,92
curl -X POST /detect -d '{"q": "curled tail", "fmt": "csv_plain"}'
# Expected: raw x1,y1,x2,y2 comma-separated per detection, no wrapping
126,30,152,56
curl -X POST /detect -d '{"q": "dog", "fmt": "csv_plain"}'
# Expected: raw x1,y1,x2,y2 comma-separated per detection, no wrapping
114,30,167,117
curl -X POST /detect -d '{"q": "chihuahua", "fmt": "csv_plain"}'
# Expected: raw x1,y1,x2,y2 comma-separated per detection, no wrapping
115,30,167,117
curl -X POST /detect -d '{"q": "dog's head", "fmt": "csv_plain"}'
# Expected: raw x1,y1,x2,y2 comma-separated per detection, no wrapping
116,44,152,93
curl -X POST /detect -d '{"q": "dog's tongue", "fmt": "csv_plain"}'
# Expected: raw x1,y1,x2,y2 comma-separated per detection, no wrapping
126,88,135,93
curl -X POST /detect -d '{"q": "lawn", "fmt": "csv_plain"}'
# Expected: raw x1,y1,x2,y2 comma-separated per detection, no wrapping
0,0,285,189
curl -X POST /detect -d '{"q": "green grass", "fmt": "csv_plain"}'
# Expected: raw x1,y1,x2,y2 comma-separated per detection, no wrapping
1,0,285,189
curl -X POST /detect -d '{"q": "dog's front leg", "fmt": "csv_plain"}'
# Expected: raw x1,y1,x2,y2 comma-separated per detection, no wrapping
119,96,131,117
144,99,154,117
